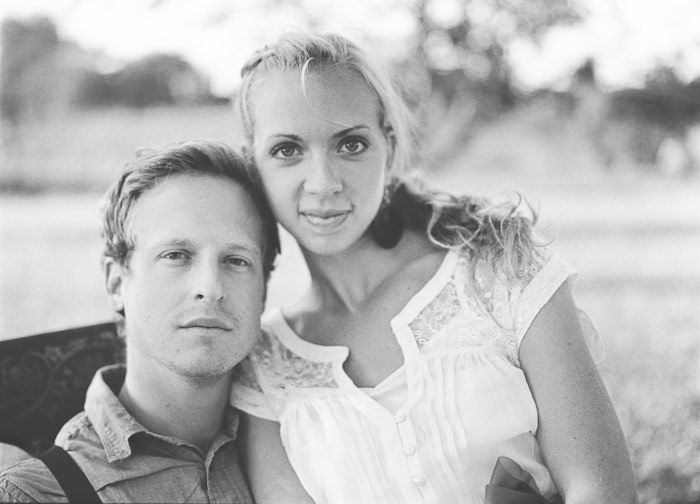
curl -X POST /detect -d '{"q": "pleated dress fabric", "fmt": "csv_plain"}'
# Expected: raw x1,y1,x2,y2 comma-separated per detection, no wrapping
231,249,602,504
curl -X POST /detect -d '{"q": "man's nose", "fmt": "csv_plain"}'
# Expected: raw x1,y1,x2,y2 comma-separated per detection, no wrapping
192,260,225,302
302,153,343,195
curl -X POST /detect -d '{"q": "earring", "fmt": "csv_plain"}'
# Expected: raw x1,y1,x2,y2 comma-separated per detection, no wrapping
370,188,404,249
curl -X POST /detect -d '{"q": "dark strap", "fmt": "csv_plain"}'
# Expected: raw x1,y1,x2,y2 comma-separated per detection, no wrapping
39,445,102,504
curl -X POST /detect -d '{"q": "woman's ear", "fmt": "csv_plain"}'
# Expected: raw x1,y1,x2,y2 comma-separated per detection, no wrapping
383,124,397,172
104,257,126,316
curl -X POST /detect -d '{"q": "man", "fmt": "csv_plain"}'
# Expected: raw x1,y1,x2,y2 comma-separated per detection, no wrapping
0,140,279,503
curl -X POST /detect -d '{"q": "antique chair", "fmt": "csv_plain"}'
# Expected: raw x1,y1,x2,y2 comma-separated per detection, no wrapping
0,323,124,457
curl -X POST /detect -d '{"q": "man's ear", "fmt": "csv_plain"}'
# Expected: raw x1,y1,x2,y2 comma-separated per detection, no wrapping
104,257,126,316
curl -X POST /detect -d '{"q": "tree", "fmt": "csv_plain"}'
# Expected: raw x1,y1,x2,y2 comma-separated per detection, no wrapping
404,0,581,167
107,53,213,108
1,16,60,126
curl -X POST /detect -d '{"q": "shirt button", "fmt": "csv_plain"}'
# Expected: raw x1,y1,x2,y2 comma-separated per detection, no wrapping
404,444,416,456
412,476,426,488
395,412,406,423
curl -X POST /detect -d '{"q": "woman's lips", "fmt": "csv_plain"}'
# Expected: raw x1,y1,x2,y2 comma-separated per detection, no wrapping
300,209,351,229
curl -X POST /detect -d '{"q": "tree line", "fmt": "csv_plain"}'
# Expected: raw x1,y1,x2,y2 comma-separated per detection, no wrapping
2,5,699,178
0,16,223,128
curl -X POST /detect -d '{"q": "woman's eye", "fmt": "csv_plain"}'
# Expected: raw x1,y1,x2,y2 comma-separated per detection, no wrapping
271,143,300,159
339,138,367,154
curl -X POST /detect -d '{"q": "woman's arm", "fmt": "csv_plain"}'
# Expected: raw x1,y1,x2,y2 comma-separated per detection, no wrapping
519,283,639,504
238,412,315,504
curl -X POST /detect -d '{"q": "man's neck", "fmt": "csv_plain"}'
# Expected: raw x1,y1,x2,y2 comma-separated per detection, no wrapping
118,356,232,453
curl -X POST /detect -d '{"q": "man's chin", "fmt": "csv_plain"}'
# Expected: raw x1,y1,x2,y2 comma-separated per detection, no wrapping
175,367,233,386
166,357,236,384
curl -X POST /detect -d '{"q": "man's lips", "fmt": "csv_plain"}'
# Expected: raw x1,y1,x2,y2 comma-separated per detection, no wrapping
180,317,232,331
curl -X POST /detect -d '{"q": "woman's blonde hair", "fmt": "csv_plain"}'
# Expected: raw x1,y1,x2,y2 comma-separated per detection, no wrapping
234,31,543,278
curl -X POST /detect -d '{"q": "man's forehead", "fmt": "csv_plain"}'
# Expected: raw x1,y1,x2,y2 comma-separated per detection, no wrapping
125,173,263,251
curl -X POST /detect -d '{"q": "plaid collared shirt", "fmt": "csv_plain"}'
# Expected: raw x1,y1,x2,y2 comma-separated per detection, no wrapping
0,365,252,503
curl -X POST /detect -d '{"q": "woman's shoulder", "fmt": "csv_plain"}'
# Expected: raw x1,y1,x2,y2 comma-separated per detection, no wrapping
261,306,290,333
400,234,449,274
259,308,305,353
395,228,447,273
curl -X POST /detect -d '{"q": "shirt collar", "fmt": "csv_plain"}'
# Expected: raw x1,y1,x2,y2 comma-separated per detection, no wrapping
84,364,147,462
84,364,241,463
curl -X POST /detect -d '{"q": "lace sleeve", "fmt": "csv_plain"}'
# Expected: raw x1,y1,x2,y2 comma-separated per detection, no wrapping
485,251,605,363
230,355,278,421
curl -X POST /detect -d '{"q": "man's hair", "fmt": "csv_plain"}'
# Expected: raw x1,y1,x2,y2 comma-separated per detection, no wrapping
99,140,280,283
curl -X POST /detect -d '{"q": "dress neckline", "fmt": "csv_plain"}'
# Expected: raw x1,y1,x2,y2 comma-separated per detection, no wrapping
262,250,460,420
264,250,458,366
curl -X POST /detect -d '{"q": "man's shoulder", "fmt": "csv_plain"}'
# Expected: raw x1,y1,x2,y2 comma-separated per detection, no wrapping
0,457,65,503
0,413,101,503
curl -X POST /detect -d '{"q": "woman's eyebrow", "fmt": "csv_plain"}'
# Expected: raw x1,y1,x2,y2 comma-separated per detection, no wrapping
332,125,369,139
269,133,303,141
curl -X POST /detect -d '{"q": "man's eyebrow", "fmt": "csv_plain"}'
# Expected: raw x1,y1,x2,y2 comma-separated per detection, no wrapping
154,238,194,248
153,239,261,255
223,243,263,256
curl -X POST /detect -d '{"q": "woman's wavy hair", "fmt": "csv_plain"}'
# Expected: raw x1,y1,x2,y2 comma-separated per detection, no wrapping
234,31,542,277
99,140,280,284
392,178,544,280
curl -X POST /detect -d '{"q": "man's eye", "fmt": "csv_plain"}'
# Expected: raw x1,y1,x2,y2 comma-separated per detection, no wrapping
339,138,367,154
225,256,252,267
270,143,300,159
162,251,188,260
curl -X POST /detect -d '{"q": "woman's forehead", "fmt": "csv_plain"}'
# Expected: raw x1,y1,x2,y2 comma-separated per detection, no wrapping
250,68,383,134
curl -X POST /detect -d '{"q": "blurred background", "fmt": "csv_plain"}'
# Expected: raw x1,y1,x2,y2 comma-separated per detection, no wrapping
0,0,698,501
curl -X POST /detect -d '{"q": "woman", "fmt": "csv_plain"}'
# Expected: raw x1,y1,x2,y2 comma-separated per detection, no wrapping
229,32,638,503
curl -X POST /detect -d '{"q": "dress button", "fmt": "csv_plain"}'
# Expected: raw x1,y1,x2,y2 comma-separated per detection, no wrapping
395,412,406,423
412,476,426,488
404,444,416,456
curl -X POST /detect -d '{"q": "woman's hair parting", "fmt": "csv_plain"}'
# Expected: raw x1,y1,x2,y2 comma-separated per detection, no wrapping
235,31,542,277
99,140,280,283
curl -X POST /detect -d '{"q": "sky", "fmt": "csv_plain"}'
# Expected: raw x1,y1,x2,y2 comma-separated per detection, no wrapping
2,0,700,95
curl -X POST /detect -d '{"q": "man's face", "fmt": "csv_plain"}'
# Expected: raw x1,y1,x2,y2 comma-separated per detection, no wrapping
106,173,265,380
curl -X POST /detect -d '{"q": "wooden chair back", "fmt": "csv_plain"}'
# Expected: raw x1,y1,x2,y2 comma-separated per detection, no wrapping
0,323,124,456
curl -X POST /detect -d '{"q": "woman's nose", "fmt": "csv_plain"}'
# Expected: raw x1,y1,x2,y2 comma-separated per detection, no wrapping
302,154,343,195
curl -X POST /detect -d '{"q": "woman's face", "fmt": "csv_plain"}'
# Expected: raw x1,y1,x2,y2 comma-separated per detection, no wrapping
249,67,393,256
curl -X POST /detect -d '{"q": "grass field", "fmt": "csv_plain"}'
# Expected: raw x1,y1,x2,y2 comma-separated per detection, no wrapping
1,105,699,502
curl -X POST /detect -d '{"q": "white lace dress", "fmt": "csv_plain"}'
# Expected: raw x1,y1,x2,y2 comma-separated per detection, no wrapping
230,249,602,504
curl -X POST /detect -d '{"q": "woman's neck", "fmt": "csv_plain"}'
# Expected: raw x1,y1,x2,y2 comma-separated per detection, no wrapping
300,229,437,313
